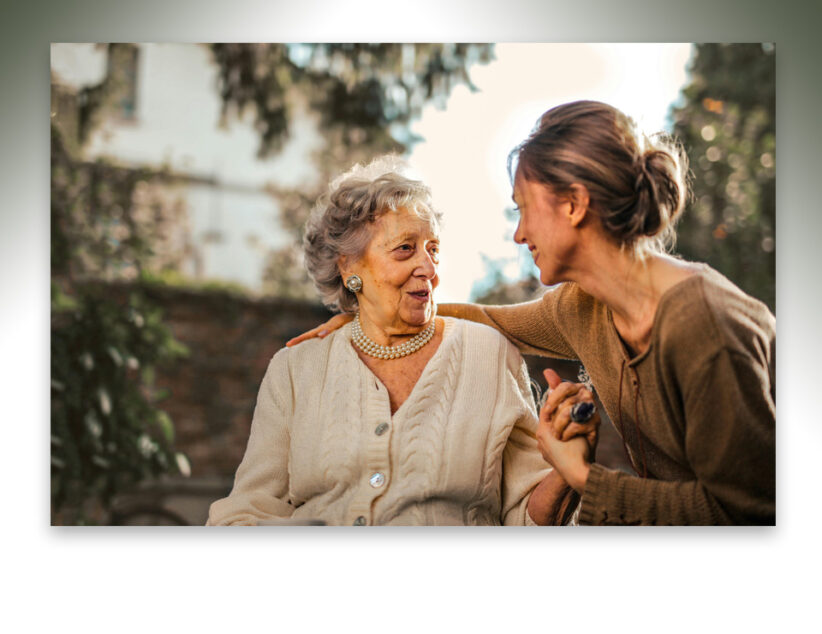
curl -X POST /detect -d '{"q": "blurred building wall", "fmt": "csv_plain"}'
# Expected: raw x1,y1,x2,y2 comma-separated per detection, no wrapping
51,43,322,293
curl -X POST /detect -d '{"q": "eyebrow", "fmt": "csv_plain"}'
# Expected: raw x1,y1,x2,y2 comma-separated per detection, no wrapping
390,231,439,244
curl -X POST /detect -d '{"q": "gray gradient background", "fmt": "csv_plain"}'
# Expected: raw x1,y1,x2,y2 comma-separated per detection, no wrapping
3,0,818,630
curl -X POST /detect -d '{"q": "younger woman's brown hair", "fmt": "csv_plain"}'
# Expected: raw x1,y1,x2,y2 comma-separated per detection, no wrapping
509,100,690,256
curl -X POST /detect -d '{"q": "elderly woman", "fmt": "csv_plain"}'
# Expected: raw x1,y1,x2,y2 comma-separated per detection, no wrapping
207,157,586,526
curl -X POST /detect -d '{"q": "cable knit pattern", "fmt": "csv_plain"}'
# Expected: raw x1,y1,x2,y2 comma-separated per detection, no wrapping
207,317,552,526
317,332,361,489
381,320,461,524
465,337,508,525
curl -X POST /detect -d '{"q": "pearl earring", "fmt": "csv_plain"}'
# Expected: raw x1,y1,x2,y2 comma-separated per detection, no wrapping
345,274,363,293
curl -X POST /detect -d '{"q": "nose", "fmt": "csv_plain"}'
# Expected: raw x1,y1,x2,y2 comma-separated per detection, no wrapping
513,218,526,245
415,249,437,279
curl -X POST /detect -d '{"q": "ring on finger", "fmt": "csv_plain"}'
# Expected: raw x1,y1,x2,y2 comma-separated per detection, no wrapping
570,401,596,423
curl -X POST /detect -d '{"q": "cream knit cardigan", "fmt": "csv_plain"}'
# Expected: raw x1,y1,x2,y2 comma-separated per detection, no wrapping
207,317,552,526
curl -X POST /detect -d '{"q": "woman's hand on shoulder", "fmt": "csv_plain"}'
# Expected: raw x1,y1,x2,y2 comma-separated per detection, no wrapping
286,313,354,347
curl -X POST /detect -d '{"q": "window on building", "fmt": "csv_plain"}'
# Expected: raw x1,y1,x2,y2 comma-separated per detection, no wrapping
106,44,139,121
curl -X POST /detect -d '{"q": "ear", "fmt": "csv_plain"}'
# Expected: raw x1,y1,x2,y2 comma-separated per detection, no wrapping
566,184,591,228
337,255,351,279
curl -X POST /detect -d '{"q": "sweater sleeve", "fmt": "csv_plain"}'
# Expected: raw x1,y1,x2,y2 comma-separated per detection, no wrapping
438,286,577,359
578,346,776,525
206,351,296,526
498,343,554,526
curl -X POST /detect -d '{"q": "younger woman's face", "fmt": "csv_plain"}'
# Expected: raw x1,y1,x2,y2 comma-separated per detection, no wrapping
512,172,577,286
345,207,440,334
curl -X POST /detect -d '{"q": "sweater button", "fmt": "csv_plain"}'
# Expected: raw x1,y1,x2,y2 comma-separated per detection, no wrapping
353,516,367,526
369,472,385,488
375,422,389,436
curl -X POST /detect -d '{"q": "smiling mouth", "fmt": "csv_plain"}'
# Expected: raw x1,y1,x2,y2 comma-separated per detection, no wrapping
408,289,431,302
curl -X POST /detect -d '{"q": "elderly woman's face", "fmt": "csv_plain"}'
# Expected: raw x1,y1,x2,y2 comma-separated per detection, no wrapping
349,207,440,332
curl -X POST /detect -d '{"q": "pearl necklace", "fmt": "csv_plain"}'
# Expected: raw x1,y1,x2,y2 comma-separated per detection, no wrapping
351,313,435,360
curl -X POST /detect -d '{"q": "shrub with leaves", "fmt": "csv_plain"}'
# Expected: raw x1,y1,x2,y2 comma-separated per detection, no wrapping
51,285,189,521
51,114,190,523
671,43,775,312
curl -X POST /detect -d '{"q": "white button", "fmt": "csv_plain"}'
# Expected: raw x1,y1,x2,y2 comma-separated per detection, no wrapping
369,472,385,488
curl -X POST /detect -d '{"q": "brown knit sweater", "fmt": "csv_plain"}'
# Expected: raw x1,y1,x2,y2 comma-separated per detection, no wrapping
441,265,775,525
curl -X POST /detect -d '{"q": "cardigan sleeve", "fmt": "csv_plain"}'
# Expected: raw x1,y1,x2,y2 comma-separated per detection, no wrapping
498,342,554,526
438,285,577,360
578,346,776,525
206,350,296,526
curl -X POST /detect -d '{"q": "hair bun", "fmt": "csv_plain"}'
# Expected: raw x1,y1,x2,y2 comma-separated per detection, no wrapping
632,146,686,240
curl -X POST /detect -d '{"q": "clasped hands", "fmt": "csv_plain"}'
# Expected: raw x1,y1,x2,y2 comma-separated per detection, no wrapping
537,368,600,494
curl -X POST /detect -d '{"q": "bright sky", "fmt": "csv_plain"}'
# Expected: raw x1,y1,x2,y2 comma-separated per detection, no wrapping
408,43,693,302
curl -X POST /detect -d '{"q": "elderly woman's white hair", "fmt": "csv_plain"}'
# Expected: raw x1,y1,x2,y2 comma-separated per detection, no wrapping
303,155,443,313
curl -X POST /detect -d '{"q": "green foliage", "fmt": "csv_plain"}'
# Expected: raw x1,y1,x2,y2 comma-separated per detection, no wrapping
671,43,775,312
51,123,156,281
51,284,188,520
210,43,494,158
51,119,189,523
